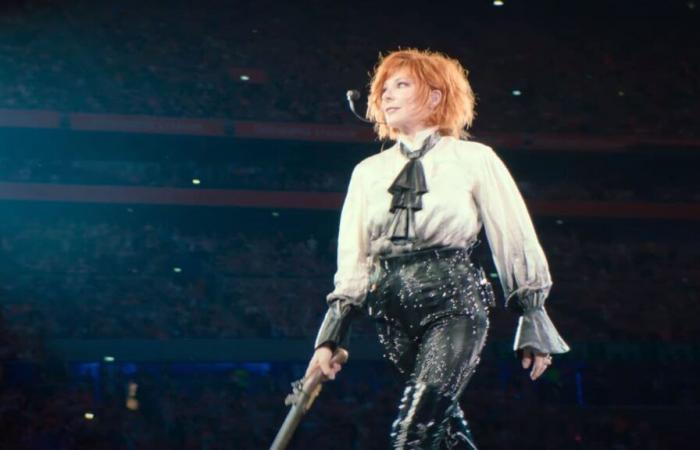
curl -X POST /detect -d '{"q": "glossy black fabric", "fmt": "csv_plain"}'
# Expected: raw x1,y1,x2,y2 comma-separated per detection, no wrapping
313,301,360,351
366,247,493,449
387,133,441,244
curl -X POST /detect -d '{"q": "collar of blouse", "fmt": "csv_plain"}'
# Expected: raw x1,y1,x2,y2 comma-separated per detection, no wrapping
396,126,440,152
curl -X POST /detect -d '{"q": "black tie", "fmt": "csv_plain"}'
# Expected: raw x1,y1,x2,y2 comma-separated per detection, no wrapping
387,132,441,245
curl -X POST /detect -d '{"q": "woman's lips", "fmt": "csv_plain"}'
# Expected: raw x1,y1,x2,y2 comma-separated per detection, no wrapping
385,107,399,114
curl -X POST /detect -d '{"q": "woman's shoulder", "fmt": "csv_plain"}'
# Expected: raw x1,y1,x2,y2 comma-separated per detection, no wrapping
448,137,495,155
441,137,497,164
353,143,401,172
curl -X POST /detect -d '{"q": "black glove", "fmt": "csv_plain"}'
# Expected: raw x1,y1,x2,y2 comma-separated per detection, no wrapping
314,300,360,351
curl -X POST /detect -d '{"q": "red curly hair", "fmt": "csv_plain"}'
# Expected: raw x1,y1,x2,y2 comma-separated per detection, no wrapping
366,48,477,141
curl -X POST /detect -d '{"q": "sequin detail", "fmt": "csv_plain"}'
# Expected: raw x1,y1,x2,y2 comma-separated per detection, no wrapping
369,247,490,449
367,247,493,375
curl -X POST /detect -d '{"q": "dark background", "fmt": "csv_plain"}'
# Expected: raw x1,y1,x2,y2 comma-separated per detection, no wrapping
0,0,698,449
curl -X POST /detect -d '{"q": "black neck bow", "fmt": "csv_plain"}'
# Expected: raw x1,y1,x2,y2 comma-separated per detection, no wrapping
387,132,441,244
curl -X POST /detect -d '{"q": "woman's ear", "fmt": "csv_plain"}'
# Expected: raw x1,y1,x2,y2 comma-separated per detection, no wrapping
429,89,443,109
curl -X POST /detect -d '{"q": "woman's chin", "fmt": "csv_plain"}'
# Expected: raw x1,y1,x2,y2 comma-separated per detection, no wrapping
385,119,404,131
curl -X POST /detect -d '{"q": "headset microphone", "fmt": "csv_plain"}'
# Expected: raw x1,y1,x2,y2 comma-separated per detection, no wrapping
346,89,386,125
345,89,390,151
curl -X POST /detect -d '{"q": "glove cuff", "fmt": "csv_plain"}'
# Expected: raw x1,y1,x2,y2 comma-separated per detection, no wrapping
314,302,358,351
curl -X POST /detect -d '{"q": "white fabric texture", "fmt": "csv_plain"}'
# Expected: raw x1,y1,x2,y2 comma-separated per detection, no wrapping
327,134,570,354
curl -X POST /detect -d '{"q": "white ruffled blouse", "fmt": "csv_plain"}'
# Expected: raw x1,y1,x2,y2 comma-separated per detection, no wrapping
327,131,570,354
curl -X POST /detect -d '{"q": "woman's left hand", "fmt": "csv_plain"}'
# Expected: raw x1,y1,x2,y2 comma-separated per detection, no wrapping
521,346,552,380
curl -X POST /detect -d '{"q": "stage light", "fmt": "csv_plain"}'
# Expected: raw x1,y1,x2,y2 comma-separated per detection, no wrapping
173,267,182,273
271,211,280,217
84,412,95,420
493,0,504,6
556,219,564,225
192,178,201,185
103,356,115,362
511,89,522,96
240,75,250,81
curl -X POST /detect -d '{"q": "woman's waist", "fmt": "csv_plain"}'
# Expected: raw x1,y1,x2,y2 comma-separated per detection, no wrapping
375,244,477,272
368,232,479,258
366,242,497,313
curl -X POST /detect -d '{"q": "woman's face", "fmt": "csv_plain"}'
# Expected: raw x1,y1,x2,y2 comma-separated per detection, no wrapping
380,68,431,136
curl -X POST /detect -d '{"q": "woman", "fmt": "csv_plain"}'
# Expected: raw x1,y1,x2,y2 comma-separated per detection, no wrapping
306,49,570,449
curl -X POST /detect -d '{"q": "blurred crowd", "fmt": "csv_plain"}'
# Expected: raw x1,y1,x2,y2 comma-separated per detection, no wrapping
0,356,696,450
0,1,698,448
0,212,697,348
0,217,334,345
0,0,697,136
2,156,699,202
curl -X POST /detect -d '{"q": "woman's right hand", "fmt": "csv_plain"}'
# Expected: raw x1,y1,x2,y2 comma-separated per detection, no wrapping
305,346,342,380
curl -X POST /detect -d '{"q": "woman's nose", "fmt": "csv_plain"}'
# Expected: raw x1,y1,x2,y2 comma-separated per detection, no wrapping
382,88,393,102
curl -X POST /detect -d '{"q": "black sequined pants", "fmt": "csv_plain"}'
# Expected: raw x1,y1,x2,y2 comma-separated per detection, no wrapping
366,247,495,449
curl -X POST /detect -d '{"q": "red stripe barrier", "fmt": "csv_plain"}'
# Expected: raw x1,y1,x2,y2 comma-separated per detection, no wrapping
0,182,698,219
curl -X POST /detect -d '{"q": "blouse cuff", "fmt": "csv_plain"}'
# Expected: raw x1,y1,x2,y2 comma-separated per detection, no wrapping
511,290,570,355
513,306,571,355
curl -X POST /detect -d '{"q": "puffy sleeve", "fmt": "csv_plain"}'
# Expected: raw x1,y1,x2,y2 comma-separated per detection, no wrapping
473,145,570,355
326,164,370,307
